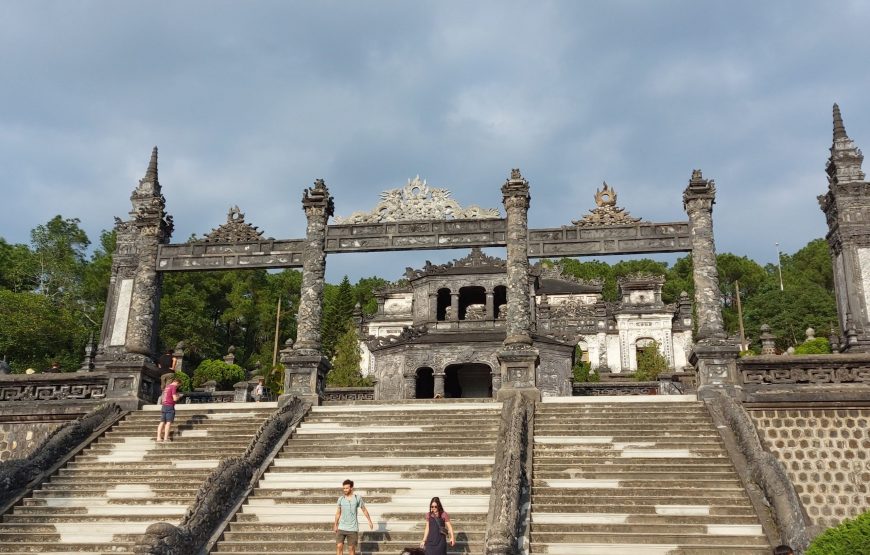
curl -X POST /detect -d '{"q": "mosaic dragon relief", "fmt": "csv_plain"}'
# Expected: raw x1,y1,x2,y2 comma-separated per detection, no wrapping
194,206,272,243
334,176,501,224
573,182,645,227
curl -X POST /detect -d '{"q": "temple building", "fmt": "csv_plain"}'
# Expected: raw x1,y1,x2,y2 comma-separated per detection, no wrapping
358,248,693,400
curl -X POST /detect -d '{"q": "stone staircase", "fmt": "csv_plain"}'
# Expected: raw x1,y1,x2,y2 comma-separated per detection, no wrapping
0,403,275,554
531,396,771,555
212,400,502,554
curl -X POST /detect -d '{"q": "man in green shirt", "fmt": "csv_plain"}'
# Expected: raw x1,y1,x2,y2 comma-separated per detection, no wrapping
334,479,374,555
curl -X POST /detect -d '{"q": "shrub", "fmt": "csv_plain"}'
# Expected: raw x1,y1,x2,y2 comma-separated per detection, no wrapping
806,509,870,555
634,340,669,382
793,337,833,355
192,359,247,390
572,359,599,383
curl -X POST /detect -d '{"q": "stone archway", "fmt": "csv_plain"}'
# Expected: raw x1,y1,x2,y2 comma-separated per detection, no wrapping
444,363,492,398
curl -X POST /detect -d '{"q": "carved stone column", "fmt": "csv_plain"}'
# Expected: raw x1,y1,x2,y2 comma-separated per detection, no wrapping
172,342,185,375
281,180,333,406
294,179,334,354
683,170,725,341
450,293,459,321
96,147,173,366
683,170,739,395
485,290,495,320
498,169,539,401
433,371,445,397
404,373,417,399
428,293,437,322
491,368,502,397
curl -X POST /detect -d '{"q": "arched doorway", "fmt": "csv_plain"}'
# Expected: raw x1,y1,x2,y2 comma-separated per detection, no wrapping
415,367,434,399
444,363,492,398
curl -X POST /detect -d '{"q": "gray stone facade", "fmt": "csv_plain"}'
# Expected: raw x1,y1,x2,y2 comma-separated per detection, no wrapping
361,248,692,400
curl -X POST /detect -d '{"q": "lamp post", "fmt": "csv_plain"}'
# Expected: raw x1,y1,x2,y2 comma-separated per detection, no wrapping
775,242,784,291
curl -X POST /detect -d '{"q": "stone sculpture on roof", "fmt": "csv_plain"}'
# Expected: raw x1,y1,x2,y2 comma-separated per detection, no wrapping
572,182,644,227
197,206,272,243
334,176,501,224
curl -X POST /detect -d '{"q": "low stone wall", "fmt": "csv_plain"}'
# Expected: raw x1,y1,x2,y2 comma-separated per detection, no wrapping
749,407,870,529
0,422,64,462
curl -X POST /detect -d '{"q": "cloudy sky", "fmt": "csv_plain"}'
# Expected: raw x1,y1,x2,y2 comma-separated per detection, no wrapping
1,1,868,282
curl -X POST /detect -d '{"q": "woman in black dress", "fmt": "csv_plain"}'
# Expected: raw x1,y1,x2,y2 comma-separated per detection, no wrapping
419,496,455,555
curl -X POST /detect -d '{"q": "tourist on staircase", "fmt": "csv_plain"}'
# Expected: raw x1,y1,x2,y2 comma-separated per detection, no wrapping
334,479,373,555
420,496,455,555
156,376,181,442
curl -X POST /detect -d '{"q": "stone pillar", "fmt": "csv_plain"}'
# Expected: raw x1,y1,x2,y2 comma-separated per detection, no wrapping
485,290,495,320
172,342,185,375
433,371,445,397
819,104,870,351
428,293,437,322
760,325,777,355
497,169,539,401
491,368,502,397
404,373,417,399
281,180,334,406
683,169,739,396
294,179,334,354
96,147,173,365
450,293,460,321
223,346,236,365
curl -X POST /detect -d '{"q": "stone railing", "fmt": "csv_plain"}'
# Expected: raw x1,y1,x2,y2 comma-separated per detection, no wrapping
484,393,534,555
0,365,163,410
181,391,237,404
572,381,658,396
705,390,811,552
133,397,310,555
322,387,375,402
0,374,109,402
0,403,123,512
738,353,870,403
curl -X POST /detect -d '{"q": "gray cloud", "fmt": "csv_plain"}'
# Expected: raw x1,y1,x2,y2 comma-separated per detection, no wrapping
1,0,868,284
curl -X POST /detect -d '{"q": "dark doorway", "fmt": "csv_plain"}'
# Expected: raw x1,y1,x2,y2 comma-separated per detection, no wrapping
458,286,486,320
444,363,492,398
436,289,451,321
415,367,434,399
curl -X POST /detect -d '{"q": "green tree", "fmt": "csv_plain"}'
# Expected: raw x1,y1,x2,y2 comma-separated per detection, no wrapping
635,340,668,381
322,276,356,359
0,238,38,292
0,290,84,371
30,215,90,302
327,322,372,387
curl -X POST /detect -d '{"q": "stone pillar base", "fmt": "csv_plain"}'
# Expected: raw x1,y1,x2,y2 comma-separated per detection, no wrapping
279,353,330,406
103,360,163,410
689,339,742,400
496,347,540,402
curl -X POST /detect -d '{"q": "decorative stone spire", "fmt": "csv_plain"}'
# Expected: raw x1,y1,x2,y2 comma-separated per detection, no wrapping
145,146,159,183
826,103,865,185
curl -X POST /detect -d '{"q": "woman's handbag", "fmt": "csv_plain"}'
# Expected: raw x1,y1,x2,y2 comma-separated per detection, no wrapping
436,516,448,537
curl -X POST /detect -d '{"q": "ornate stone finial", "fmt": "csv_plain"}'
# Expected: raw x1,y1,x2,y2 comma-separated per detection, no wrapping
303,178,335,217
197,206,271,243
683,168,717,209
760,324,777,355
145,146,158,182
510,168,524,181
829,326,840,352
833,103,848,141
573,182,643,227
284,337,294,348
805,327,816,342
334,176,499,223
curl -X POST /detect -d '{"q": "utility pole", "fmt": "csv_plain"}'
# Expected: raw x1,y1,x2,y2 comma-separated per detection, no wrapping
775,242,784,291
271,297,282,367
735,280,747,351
